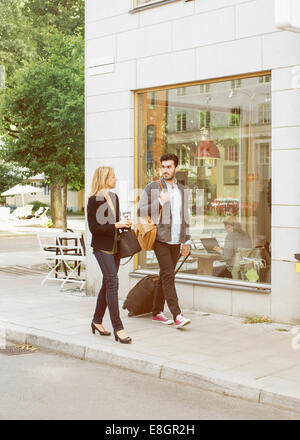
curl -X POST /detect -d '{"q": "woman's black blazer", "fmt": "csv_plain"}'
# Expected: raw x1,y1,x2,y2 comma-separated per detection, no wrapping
87,192,120,251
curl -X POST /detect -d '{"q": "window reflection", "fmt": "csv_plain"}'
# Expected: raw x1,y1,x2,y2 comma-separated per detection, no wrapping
137,75,272,284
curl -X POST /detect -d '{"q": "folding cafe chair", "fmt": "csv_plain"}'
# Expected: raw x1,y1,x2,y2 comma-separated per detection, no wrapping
37,231,86,290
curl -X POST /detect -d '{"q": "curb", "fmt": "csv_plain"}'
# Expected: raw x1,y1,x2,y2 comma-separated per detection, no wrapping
1,321,300,415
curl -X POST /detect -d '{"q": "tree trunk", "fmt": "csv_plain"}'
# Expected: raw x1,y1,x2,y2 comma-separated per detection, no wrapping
62,176,68,231
50,182,63,228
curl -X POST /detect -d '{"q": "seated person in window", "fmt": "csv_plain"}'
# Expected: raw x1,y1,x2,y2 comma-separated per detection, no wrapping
213,217,252,278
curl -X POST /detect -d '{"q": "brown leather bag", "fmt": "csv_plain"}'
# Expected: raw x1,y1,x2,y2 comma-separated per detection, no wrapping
135,180,164,251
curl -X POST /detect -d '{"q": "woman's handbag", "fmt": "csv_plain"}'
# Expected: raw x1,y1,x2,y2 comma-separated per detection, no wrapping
117,228,141,261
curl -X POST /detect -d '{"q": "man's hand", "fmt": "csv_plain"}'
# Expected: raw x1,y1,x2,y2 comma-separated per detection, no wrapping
181,244,190,257
159,190,170,205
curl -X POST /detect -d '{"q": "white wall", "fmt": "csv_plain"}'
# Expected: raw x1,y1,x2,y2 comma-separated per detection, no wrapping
85,0,300,323
271,65,300,323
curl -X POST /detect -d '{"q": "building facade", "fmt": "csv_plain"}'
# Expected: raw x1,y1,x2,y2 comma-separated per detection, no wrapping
85,0,300,324
5,174,85,213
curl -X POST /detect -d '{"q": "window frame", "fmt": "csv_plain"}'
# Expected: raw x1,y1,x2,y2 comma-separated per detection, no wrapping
133,71,272,292
258,102,271,125
176,87,187,96
130,0,180,13
176,111,187,132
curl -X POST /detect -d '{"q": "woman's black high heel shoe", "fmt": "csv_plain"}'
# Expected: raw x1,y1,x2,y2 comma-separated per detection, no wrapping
91,322,111,336
114,331,132,344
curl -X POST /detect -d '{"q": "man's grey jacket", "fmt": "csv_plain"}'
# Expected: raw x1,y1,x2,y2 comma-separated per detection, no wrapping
137,178,190,244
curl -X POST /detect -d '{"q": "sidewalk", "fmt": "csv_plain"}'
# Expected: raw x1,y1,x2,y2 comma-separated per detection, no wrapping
1,273,300,414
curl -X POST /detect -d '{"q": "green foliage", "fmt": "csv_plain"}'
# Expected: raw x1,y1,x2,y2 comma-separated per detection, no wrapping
67,208,84,216
0,0,85,224
23,0,84,37
0,0,34,84
0,0,84,86
0,29,84,189
46,219,53,228
243,315,272,324
0,162,24,199
30,200,49,212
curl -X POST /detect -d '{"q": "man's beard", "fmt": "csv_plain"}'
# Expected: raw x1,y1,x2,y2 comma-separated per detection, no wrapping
163,171,176,181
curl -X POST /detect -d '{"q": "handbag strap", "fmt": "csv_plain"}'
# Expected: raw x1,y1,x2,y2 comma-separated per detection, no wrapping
175,252,190,275
156,179,164,224
120,255,133,266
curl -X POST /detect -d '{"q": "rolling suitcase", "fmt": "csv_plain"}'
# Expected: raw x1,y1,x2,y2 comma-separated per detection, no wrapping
122,253,190,317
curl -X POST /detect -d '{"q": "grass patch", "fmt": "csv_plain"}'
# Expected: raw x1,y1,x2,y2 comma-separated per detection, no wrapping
243,315,272,324
275,328,289,332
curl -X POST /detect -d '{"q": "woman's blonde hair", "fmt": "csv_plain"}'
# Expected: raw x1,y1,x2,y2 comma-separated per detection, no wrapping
88,166,114,198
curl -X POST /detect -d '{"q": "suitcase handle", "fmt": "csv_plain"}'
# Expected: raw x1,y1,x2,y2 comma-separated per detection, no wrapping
174,252,190,275
122,252,190,269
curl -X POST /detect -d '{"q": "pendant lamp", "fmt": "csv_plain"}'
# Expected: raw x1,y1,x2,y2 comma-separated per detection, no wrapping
195,140,220,159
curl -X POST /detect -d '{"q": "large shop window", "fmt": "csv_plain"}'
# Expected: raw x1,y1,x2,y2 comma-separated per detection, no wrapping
136,74,271,285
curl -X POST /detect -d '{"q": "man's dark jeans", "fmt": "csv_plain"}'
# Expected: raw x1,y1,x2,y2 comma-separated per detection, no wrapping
153,240,181,321
93,250,123,332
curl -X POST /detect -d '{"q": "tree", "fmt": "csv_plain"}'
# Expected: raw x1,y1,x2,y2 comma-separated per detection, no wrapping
0,162,24,203
23,0,84,38
0,0,84,85
0,0,84,228
0,29,84,229
0,0,34,86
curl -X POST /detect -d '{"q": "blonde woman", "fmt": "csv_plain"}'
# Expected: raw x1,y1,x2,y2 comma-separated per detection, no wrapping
87,167,132,343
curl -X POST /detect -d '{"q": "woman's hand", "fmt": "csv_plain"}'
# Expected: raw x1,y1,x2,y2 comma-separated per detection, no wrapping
115,218,132,229
213,246,223,254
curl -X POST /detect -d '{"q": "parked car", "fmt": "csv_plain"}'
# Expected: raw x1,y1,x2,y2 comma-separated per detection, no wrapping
208,198,239,215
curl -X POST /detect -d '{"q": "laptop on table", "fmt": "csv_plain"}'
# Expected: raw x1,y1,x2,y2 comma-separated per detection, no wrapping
200,238,220,254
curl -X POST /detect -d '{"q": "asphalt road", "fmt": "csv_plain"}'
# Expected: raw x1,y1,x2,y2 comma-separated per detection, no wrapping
0,345,299,421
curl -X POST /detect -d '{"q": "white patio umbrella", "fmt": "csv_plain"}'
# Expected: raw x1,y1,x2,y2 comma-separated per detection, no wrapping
1,184,43,207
